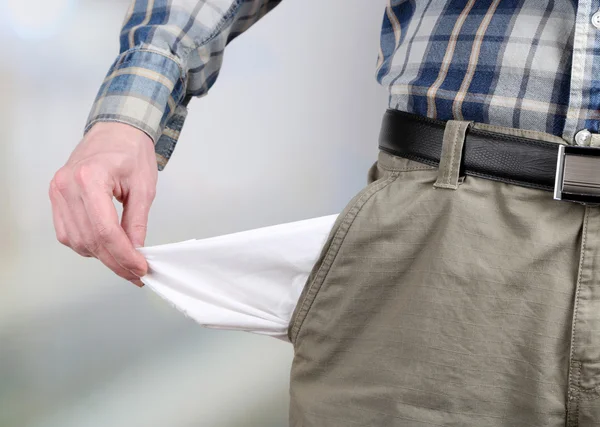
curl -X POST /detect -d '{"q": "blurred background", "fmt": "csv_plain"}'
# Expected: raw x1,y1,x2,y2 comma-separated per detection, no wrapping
0,0,387,426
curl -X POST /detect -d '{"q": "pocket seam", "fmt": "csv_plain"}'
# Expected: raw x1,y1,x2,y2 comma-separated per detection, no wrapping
289,172,400,344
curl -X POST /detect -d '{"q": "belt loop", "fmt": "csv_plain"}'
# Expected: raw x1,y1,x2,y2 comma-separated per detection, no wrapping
433,120,472,190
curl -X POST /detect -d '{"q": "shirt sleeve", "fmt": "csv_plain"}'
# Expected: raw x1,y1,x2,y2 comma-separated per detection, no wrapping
85,0,282,170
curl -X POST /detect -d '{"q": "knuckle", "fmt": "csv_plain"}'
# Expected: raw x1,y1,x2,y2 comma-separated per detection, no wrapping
96,225,115,242
73,164,95,188
48,180,59,198
52,168,71,195
71,241,89,256
84,239,101,255
56,232,69,246
131,223,148,233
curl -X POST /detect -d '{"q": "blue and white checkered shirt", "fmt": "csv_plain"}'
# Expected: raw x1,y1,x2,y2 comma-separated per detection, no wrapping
86,0,594,169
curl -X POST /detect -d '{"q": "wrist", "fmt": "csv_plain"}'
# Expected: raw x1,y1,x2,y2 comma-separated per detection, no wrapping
87,121,154,147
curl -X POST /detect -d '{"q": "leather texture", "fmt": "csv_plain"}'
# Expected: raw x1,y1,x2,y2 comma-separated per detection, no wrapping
378,109,561,191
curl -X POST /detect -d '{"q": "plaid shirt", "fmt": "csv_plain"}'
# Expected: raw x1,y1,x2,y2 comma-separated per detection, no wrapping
87,0,595,169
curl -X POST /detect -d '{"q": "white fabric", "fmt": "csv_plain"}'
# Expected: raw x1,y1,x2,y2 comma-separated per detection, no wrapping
139,215,338,341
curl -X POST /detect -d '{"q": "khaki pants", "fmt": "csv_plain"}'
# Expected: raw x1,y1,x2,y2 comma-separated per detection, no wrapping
288,123,600,426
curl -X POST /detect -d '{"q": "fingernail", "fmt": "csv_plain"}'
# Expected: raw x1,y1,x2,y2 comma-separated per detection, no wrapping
131,279,144,288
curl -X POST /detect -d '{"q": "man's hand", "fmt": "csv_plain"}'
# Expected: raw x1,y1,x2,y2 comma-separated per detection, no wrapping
49,122,158,287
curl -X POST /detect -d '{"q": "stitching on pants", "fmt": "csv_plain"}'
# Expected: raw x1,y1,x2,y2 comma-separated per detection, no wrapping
378,146,440,167
290,172,400,344
568,361,581,426
378,165,437,173
570,209,588,373
579,390,600,399
440,124,457,186
446,122,461,184
434,121,468,189
567,208,589,426
377,151,437,172
577,378,600,398
290,172,400,343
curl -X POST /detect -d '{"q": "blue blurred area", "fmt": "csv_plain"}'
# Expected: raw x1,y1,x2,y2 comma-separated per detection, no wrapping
0,0,387,426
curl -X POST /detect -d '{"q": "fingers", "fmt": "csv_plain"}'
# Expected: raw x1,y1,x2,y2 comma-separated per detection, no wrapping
54,194,144,287
74,165,148,277
50,174,93,257
50,165,148,282
121,187,155,249
93,243,145,287
50,123,157,288
132,279,144,287
59,180,142,282
49,181,70,247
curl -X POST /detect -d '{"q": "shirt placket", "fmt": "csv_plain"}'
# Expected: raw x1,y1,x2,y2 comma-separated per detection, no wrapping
565,0,599,146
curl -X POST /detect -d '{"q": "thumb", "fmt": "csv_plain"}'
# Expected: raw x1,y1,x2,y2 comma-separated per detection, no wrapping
121,188,153,249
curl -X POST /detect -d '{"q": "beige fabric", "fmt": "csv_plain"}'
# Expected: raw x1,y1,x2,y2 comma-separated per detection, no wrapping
433,120,471,190
288,134,600,425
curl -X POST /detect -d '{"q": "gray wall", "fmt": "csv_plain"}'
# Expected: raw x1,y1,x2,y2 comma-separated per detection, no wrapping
0,0,387,425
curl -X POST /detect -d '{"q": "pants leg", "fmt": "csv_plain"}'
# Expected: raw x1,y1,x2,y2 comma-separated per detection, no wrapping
567,206,600,427
288,148,590,426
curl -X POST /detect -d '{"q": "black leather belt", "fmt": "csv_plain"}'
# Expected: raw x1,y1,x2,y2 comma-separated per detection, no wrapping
378,109,600,205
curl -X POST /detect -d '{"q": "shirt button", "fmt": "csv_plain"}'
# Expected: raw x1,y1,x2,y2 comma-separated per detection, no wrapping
593,11,600,28
575,129,592,146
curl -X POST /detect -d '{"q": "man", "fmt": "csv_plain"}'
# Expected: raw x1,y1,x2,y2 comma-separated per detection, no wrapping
49,0,600,425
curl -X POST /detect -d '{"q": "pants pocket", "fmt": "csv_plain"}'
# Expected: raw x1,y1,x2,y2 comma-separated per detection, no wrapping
288,166,400,344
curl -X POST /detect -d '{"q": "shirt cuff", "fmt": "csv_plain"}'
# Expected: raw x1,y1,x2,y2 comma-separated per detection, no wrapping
85,47,188,170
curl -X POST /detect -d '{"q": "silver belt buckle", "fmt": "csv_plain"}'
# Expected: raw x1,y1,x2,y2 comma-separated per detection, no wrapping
554,145,600,205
